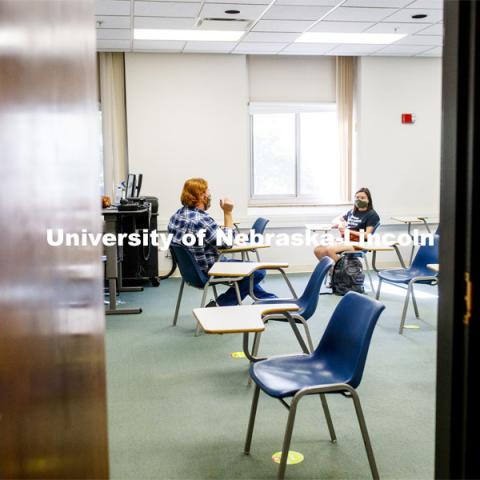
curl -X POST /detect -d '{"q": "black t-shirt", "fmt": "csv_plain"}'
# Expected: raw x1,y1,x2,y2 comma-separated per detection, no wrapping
342,209,380,232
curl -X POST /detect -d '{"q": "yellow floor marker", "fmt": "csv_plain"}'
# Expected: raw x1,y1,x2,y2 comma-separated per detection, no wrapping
230,351,246,359
403,324,420,329
272,451,304,465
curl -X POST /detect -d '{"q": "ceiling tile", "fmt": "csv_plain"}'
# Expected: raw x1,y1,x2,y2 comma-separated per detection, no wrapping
184,41,237,52
310,20,374,32
95,15,131,28
96,0,131,16
133,40,186,51
97,39,131,50
96,28,131,40
135,1,201,18
416,23,443,35
134,17,196,29
374,44,432,55
395,34,442,46
417,46,442,56
406,0,443,8
205,0,270,4
383,8,442,23
329,43,384,54
252,19,315,32
242,31,300,42
234,42,288,53
280,42,336,54
324,6,397,22
200,3,266,19
275,0,340,4
262,5,331,21
344,0,412,6
366,22,430,34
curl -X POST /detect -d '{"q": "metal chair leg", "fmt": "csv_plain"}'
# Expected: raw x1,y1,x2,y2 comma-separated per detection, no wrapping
173,279,185,326
252,332,262,357
255,250,261,262
320,394,337,443
212,285,219,302
278,398,299,480
234,282,242,304
363,255,374,293
298,317,314,353
375,279,382,300
244,384,261,454
411,284,420,318
195,282,210,336
399,283,412,334
350,390,380,480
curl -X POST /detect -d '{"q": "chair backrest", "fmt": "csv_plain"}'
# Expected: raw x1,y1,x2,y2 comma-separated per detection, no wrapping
313,292,385,389
298,257,334,320
251,217,269,236
170,244,208,289
411,234,439,271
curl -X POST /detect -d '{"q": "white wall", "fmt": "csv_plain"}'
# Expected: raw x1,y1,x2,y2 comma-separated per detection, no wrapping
355,56,442,219
125,53,442,274
125,53,250,223
248,55,335,103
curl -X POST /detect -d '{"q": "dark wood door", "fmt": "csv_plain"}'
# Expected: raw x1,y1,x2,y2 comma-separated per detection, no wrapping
0,1,109,478
436,0,480,477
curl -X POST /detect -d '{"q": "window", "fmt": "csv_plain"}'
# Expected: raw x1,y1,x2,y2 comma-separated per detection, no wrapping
250,103,344,205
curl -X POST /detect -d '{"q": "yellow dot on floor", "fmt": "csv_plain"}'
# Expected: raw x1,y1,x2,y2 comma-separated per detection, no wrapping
272,451,304,465
231,351,246,359
403,324,420,329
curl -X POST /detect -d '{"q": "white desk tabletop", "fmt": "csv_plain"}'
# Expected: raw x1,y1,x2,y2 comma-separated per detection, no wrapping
208,261,289,277
349,242,396,252
391,216,429,223
305,223,334,232
192,303,300,334
427,263,439,272
218,243,270,254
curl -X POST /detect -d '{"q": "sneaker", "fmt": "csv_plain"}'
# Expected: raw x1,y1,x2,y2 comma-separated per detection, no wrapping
205,300,217,308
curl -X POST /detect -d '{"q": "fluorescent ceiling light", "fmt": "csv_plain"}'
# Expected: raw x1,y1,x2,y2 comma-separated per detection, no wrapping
296,32,406,45
134,28,244,42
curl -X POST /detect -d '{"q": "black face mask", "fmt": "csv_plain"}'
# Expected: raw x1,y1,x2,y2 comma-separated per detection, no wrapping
355,199,369,209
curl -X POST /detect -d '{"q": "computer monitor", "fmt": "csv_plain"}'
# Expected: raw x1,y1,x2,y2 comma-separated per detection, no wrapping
126,174,136,198
135,174,143,197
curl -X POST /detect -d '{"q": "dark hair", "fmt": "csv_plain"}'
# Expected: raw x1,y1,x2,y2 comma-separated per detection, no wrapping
354,187,373,212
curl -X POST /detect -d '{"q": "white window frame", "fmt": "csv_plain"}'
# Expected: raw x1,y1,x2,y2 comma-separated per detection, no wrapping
249,102,346,207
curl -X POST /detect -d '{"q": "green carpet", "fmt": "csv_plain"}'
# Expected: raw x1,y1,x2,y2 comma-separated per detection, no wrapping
106,273,437,479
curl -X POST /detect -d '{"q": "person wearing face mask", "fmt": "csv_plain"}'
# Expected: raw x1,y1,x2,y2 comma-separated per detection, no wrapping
314,187,380,262
168,178,277,306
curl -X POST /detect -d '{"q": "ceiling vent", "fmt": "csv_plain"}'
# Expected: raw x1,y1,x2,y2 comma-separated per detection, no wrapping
195,17,252,31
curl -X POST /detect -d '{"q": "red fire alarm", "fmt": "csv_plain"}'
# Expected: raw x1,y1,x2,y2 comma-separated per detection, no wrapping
402,113,416,124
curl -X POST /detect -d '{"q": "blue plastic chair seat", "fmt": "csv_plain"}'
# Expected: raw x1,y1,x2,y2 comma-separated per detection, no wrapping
249,354,350,398
378,267,437,284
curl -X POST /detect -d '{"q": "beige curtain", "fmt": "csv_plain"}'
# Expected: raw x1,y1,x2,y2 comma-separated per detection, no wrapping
336,56,356,202
98,52,128,199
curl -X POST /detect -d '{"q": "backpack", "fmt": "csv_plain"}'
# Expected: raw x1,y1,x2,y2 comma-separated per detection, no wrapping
331,255,365,296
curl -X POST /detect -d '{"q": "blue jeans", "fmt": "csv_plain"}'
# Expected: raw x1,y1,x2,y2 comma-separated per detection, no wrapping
215,258,277,306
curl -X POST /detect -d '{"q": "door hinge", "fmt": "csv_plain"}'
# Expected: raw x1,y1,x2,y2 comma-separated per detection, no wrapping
464,272,472,326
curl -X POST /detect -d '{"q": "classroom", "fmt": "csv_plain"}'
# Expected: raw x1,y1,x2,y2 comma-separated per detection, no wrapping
1,1,477,479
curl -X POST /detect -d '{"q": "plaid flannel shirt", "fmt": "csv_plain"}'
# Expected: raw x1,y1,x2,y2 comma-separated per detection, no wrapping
167,206,235,273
